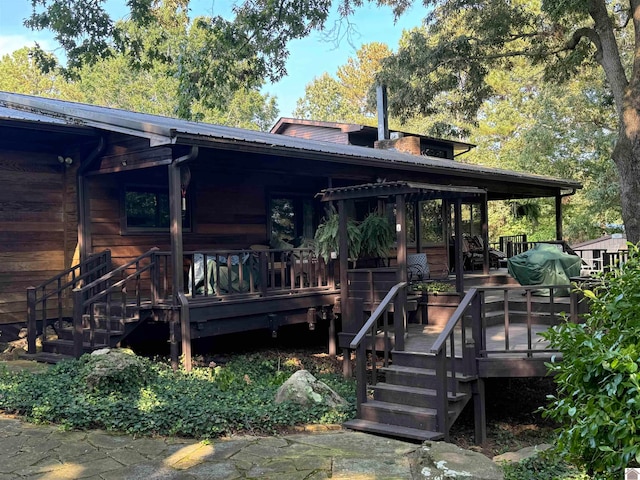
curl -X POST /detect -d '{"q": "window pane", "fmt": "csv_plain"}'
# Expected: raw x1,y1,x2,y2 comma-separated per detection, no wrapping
126,191,161,228
420,200,444,243
271,198,296,244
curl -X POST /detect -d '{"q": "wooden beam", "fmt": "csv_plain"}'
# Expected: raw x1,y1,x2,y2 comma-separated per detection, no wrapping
338,199,350,372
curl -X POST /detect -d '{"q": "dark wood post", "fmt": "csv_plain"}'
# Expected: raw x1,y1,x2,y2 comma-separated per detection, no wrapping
72,288,84,358
394,194,407,351
481,194,489,274
27,287,37,354
414,199,422,253
555,193,563,241
454,199,464,295
338,199,350,371
169,162,189,369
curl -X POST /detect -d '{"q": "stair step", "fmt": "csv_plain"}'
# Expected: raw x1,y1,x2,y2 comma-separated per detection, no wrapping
23,352,71,364
391,350,465,370
359,400,448,431
57,327,124,343
42,339,109,356
343,419,443,442
381,365,475,390
372,383,469,408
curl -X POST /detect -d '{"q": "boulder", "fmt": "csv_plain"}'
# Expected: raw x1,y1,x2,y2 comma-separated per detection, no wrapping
275,370,347,408
493,444,552,464
81,348,152,393
419,441,504,480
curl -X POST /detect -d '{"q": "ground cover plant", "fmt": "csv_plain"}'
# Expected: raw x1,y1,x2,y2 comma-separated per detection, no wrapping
0,350,356,438
542,244,640,479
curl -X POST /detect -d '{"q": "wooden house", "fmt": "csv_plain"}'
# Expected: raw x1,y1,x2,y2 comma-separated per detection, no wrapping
0,91,583,442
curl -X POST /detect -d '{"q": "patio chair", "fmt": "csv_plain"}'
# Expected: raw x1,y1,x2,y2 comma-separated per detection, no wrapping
407,253,430,282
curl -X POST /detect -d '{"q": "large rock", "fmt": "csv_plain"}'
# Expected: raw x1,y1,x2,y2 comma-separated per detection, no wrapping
81,348,152,393
418,441,504,480
493,444,552,464
275,370,347,408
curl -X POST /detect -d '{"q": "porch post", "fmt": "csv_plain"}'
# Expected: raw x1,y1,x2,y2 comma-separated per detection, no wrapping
555,193,563,241
395,194,407,351
454,199,464,295
168,162,186,367
414,200,422,253
338,200,350,372
481,194,489,274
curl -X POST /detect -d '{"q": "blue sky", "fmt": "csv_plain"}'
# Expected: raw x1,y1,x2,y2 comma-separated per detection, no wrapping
0,1,423,116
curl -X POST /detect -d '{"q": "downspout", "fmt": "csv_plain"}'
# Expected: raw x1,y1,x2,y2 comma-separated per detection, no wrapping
169,145,198,372
555,188,577,241
77,137,106,262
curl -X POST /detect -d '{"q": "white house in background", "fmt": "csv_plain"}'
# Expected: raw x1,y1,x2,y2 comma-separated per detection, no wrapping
572,233,628,273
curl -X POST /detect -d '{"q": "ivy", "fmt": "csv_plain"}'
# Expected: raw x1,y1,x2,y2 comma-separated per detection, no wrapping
0,353,356,439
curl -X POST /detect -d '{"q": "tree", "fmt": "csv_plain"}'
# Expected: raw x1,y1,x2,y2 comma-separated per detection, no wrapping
294,73,352,121
376,1,640,242
26,0,329,117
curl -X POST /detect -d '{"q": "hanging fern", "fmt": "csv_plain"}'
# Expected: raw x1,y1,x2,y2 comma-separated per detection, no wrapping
314,209,362,262
359,211,395,259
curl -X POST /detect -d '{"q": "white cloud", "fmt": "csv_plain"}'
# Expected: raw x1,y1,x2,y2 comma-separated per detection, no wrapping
0,35,53,57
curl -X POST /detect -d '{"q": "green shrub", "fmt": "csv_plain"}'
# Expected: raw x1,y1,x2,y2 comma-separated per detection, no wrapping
502,451,589,480
0,351,356,439
541,243,640,479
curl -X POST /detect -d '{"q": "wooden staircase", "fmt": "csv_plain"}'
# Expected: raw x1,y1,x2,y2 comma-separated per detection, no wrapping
344,350,475,441
31,303,149,363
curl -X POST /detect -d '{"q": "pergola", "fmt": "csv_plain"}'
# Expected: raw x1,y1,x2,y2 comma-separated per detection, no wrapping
318,181,488,353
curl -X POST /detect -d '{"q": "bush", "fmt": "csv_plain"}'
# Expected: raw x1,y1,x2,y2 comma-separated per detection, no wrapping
502,451,589,480
0,351,356,438
541,243,640,479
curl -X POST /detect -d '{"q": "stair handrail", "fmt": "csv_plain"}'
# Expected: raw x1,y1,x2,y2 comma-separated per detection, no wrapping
350,281,408,416
428,287,480,440
70,247,160,358
27,249,111,354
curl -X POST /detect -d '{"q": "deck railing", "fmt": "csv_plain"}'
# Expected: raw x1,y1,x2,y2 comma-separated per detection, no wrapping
350,282,408,416
27,250,112,354
154,247,332,302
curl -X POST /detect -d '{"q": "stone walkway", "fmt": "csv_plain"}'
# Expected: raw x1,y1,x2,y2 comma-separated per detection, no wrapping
0,416,421,479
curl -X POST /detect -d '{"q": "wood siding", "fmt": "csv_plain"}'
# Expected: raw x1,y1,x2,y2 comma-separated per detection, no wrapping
0,150,76,324
279,124,349,144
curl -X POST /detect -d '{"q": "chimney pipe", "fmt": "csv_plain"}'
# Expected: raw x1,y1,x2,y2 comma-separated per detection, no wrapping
377,84,389,141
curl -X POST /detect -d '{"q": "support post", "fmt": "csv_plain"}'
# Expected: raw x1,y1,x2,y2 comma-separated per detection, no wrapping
72,288,84,358
328,310,336,357
27,287,37,354
338,199,350,372
395,194,407,351
474,378,487,444
481,195,489,274
170,310,179,371
555,194,563,241
454,199,464,295
169,161,189,369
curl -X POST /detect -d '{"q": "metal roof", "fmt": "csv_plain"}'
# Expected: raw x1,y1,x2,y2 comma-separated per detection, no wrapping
319,181,486,202
0,91,581,193
0,105,67,124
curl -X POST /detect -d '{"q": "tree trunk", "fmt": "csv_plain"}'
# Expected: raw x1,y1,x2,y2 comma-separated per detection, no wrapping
613,129,640,244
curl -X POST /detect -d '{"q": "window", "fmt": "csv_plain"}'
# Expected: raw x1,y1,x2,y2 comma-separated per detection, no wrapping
124,186,191,232
407,200,445,245
269,195,315,246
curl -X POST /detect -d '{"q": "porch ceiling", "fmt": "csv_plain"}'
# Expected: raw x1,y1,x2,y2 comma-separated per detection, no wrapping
318,181,486,203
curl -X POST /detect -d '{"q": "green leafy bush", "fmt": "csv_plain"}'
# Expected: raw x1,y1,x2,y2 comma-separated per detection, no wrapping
359,212,395,259
0,352,356,438
502,451,589,480
541,243,640,479
314,208,361,262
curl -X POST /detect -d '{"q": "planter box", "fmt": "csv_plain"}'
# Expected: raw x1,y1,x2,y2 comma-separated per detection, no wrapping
424,292,460,328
